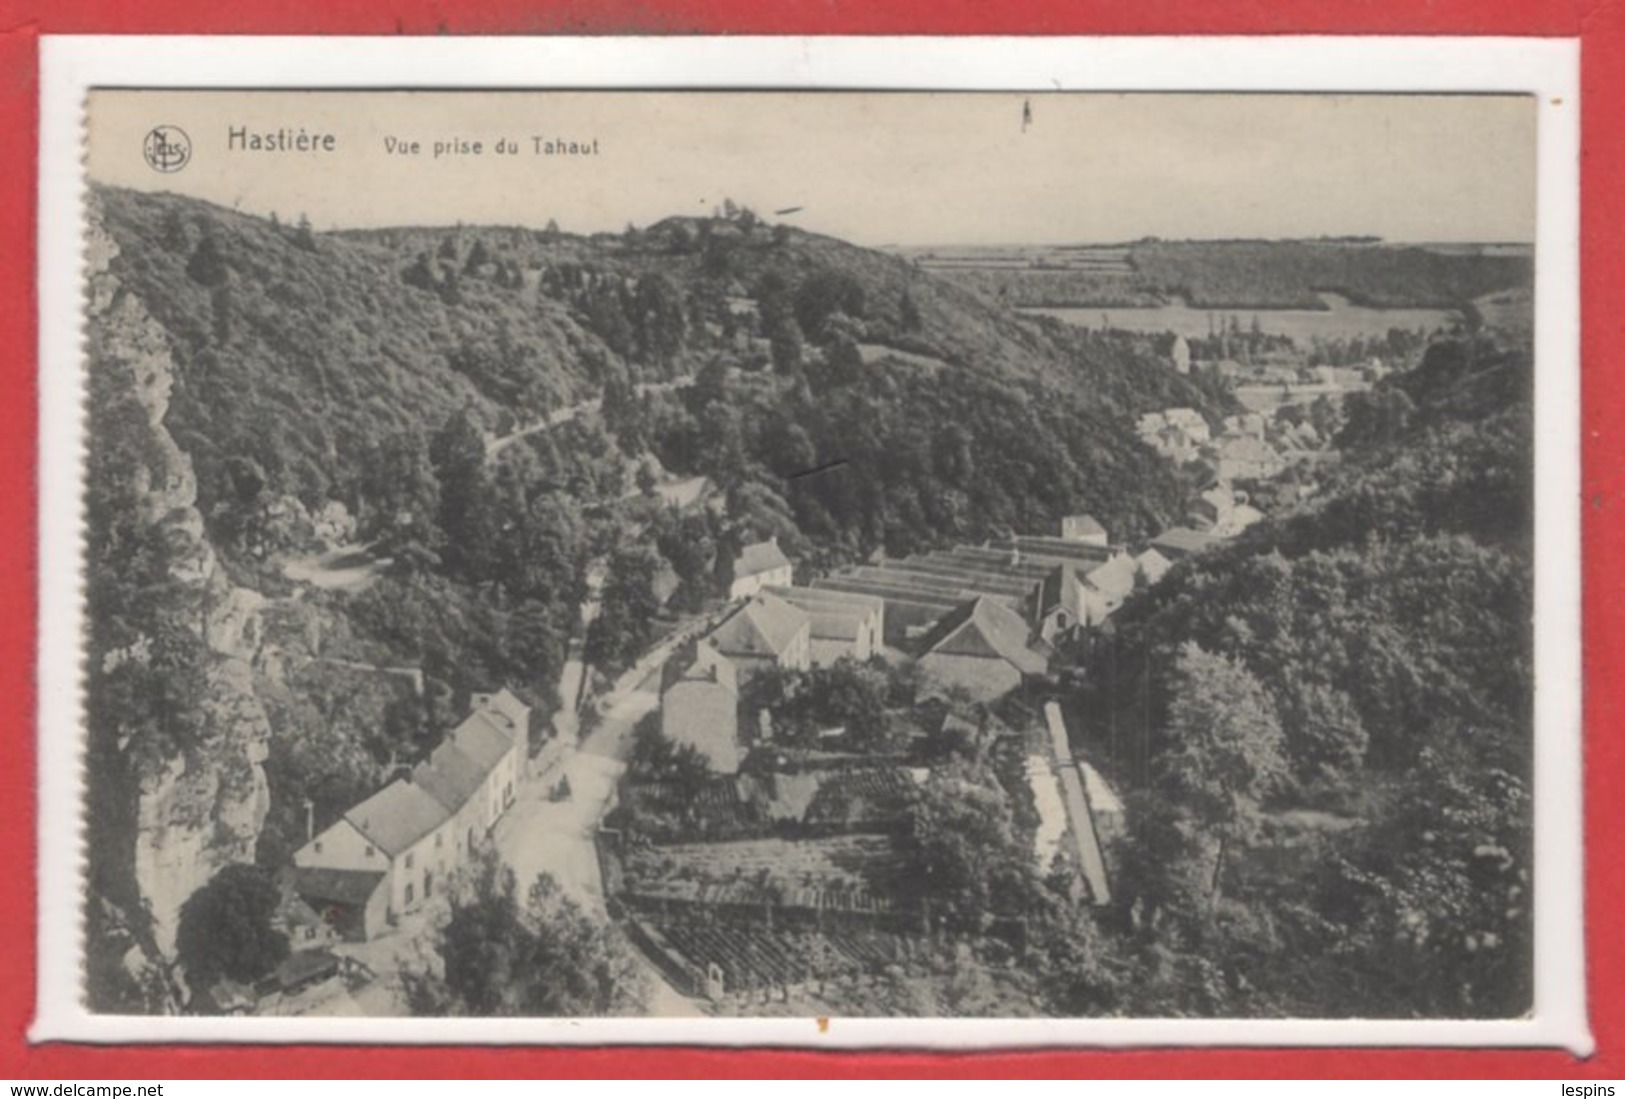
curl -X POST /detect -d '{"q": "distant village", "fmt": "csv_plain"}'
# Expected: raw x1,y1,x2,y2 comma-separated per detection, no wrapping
206,341,1359,1017
234,321,1362,1015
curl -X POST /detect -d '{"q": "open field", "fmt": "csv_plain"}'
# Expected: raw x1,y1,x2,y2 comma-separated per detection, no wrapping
895,239,1532,314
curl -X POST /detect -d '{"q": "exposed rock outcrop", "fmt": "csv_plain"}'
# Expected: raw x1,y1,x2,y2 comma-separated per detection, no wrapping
85,198,272,968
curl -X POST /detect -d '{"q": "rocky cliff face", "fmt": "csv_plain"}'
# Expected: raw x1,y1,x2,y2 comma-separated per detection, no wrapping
85,198,272,968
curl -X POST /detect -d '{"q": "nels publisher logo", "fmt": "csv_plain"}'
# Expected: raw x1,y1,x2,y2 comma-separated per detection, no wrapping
143,125,191,173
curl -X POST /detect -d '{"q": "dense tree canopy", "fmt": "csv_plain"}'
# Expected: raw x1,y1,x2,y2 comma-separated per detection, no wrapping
403,856,648,1016
175,864,289,989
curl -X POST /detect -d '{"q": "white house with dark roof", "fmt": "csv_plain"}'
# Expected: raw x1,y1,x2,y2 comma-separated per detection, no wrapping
412,738,487,858
764,585,884,665
295,778,451,924
728,537,794,600
292,689,529,937
1079,553,1139,625
703,591,811,682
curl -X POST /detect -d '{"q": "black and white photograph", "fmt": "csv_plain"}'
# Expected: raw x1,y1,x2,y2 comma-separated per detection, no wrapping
62,75,1568,1035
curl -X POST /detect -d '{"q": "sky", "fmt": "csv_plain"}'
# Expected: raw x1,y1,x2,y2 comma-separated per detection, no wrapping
88,90,1537,246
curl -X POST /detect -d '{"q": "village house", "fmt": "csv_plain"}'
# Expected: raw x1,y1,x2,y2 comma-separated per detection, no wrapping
702,591,812,683
1060,513,1109,546
294,779,452,932
1215,435,1286,481
1222,412,1268,438
1169,335,1191,374
1136,411,1209,465
728,537,794,600
1189,483,1238,532
1032,563,1085,644
662,655,742,773
452,690,528,828
1163,408,1210,440
292,690,529,940
411,737,488,862
1151,526,1226,560
916,595,1050,703
1135,546,1174,585
765,586,885,665
1078,552,1140,625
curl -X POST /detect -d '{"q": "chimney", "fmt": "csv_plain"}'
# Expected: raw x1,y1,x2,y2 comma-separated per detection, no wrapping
303,797,315,844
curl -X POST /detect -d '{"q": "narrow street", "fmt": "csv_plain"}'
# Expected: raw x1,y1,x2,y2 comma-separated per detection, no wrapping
488,621,716,1016
295,615,715,1018
488,667,702,1016
489,669,656,912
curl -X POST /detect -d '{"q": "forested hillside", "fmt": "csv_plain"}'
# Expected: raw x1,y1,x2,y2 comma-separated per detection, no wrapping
86,188,1228,1008
1067,333,1534,1017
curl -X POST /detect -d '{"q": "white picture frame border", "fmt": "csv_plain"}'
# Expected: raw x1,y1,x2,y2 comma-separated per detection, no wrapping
35,34,1586,1052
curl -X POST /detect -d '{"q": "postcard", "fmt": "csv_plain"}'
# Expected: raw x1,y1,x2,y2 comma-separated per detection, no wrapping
34,37,1585,1050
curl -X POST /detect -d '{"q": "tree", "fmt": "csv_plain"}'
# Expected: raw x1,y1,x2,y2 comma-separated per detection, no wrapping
811,335,865,390
896,775,1040,934
463,238,492,275
175,864,289,989
429,409,494,576
1155,642,1287,911
161,208,191,253
1321,745,1532,1017
627,713,713,797
403,855,648,1016
1279,680,1368,787
633,273,687,369
770,318,806,375
584,546,662,671
794,269,867,339
773,659,890,749
900,288,923,332
1337,387,1414,450
186,233,230,288
292,213,318,253
1031,900,1126,1015
402,252,437,292
357,429,444,564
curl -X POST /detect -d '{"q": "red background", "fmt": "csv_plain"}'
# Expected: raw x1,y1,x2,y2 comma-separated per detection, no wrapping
0,0,1617,1079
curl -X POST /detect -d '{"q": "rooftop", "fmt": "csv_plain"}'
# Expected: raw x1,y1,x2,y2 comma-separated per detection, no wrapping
765,585,884,613
344,779,450,857
708,592,808,658
472,687,531,735
735,537,792,579
1057,764,1112,906
1084,554,1140,600
1151,527,1227,559
412,740,487,814
451,709,519,773
292,865,388,907
918,596,1049,676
